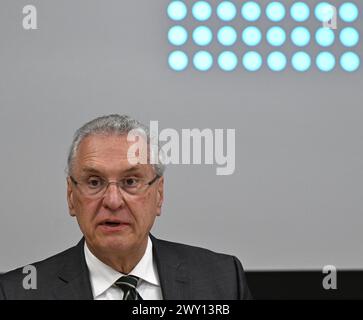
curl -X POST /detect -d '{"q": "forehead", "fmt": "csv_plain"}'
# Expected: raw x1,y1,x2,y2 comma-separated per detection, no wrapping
74,134,151,174
78,134,131,156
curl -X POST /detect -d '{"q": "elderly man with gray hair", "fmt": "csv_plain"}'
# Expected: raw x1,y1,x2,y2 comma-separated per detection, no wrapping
0,114,251,300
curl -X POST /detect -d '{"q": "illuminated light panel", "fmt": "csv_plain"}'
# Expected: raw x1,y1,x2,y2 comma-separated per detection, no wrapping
167,1,187,21
192,26,213,46
316,51,336,72
340,52,360,72
267,51,287,71
291,27,311,47
339,27,359,47
241,1,261,21
315,27,335,47
217,26,237,46
192,1,212,21
168,26,188,46
339,2,359,23
266,26,286,47
315,2,335,22
290,2,310,22
242,51,263,71
168,51,188,71
266,2,286,22
193,51,213,71
291,52,312,72
242,26,262,46
217,1,237,21
218,51,238,71
167,2,359,73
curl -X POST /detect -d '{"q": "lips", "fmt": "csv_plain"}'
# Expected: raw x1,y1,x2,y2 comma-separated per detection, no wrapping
102,221,122,227
99,219,126,226
98,219,130,232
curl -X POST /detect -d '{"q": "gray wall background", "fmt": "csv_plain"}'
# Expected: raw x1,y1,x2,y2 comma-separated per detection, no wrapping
0,0,362,272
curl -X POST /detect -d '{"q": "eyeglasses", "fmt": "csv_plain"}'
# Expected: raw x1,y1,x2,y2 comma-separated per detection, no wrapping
69,174,160,198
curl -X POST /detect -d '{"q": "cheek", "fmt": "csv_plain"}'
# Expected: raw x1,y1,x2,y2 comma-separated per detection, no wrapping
73,195,85,214
130,193,158,221
74,196,99,224
142,191,158,210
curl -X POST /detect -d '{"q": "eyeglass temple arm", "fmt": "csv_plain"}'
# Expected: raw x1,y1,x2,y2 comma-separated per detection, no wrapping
69,176,78,185
148,175,161,186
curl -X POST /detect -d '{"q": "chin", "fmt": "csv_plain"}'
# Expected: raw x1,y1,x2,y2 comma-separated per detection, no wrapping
97,233,135,252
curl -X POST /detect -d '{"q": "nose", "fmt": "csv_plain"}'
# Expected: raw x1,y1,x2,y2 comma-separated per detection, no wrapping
102,182,126,211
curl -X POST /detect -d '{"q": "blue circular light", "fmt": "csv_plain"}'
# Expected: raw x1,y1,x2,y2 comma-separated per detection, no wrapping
266,2,286,22
316,52,336,72
290,2,310,22
291,27,311,47
267,51,287,71
192,26,213,46
167,1,187,21
340,52,360,72
168,51,188,71
193,51,213,71
243,51,263,71
266,26,286,47
339,2,358,23
168,26,188,46
217,1,237,21
315,27,335,47
218,51,238,71
217,26,237,46
291,52,311,72
192,1,212,21
339,27,359,47
241,1,261,21
315,2,335,22
242,26,262,46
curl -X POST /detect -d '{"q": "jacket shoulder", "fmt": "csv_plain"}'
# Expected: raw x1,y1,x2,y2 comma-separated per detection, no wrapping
154,237,235,263
0,242,82,299
1,244,78,279
152,236,252,299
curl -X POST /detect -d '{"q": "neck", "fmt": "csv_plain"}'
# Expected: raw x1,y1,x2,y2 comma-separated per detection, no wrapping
86,237,148,274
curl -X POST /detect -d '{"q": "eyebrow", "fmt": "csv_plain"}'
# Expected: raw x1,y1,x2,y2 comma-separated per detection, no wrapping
80,165,146,176
80,167,102,175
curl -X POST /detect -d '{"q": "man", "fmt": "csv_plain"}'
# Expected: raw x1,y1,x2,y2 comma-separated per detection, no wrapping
0,114,251,300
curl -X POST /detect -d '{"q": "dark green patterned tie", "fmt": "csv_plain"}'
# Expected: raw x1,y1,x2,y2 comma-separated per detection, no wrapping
114,275,143,300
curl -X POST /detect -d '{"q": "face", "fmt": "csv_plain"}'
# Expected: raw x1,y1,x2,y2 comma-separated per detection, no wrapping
66,134,164,257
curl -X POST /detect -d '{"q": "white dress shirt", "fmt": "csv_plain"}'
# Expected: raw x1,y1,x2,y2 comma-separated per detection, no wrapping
84,236,163,300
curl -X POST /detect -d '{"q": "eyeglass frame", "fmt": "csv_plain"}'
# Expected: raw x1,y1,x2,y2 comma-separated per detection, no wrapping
69,174,161,198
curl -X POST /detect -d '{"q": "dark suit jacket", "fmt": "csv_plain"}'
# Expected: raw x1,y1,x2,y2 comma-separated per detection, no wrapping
0,234,252,300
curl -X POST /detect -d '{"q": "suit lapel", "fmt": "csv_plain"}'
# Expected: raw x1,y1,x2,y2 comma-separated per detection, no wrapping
52,236,191,300
150,234,191,300
53,239,94,300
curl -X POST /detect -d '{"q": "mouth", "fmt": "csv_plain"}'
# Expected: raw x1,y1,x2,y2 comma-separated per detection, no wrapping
98,220,130,232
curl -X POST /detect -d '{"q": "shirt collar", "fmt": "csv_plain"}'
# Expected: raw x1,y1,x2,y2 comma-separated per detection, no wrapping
84,236,160,298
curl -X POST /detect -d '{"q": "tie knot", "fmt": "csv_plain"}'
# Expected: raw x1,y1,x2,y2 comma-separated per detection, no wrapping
114,275,139,290
114,275,142,300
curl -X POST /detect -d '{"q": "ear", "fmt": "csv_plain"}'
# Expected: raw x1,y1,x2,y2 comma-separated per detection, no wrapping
155,176,164,216
67,177,76,217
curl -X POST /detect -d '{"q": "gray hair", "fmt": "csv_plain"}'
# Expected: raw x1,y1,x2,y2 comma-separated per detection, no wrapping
66,114,165,176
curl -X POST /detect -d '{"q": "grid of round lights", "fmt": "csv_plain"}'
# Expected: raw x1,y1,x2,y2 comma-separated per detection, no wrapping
167,1,360,72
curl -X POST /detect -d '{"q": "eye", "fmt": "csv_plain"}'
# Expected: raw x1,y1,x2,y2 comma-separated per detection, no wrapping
87,176,104,189
122,178,140,188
